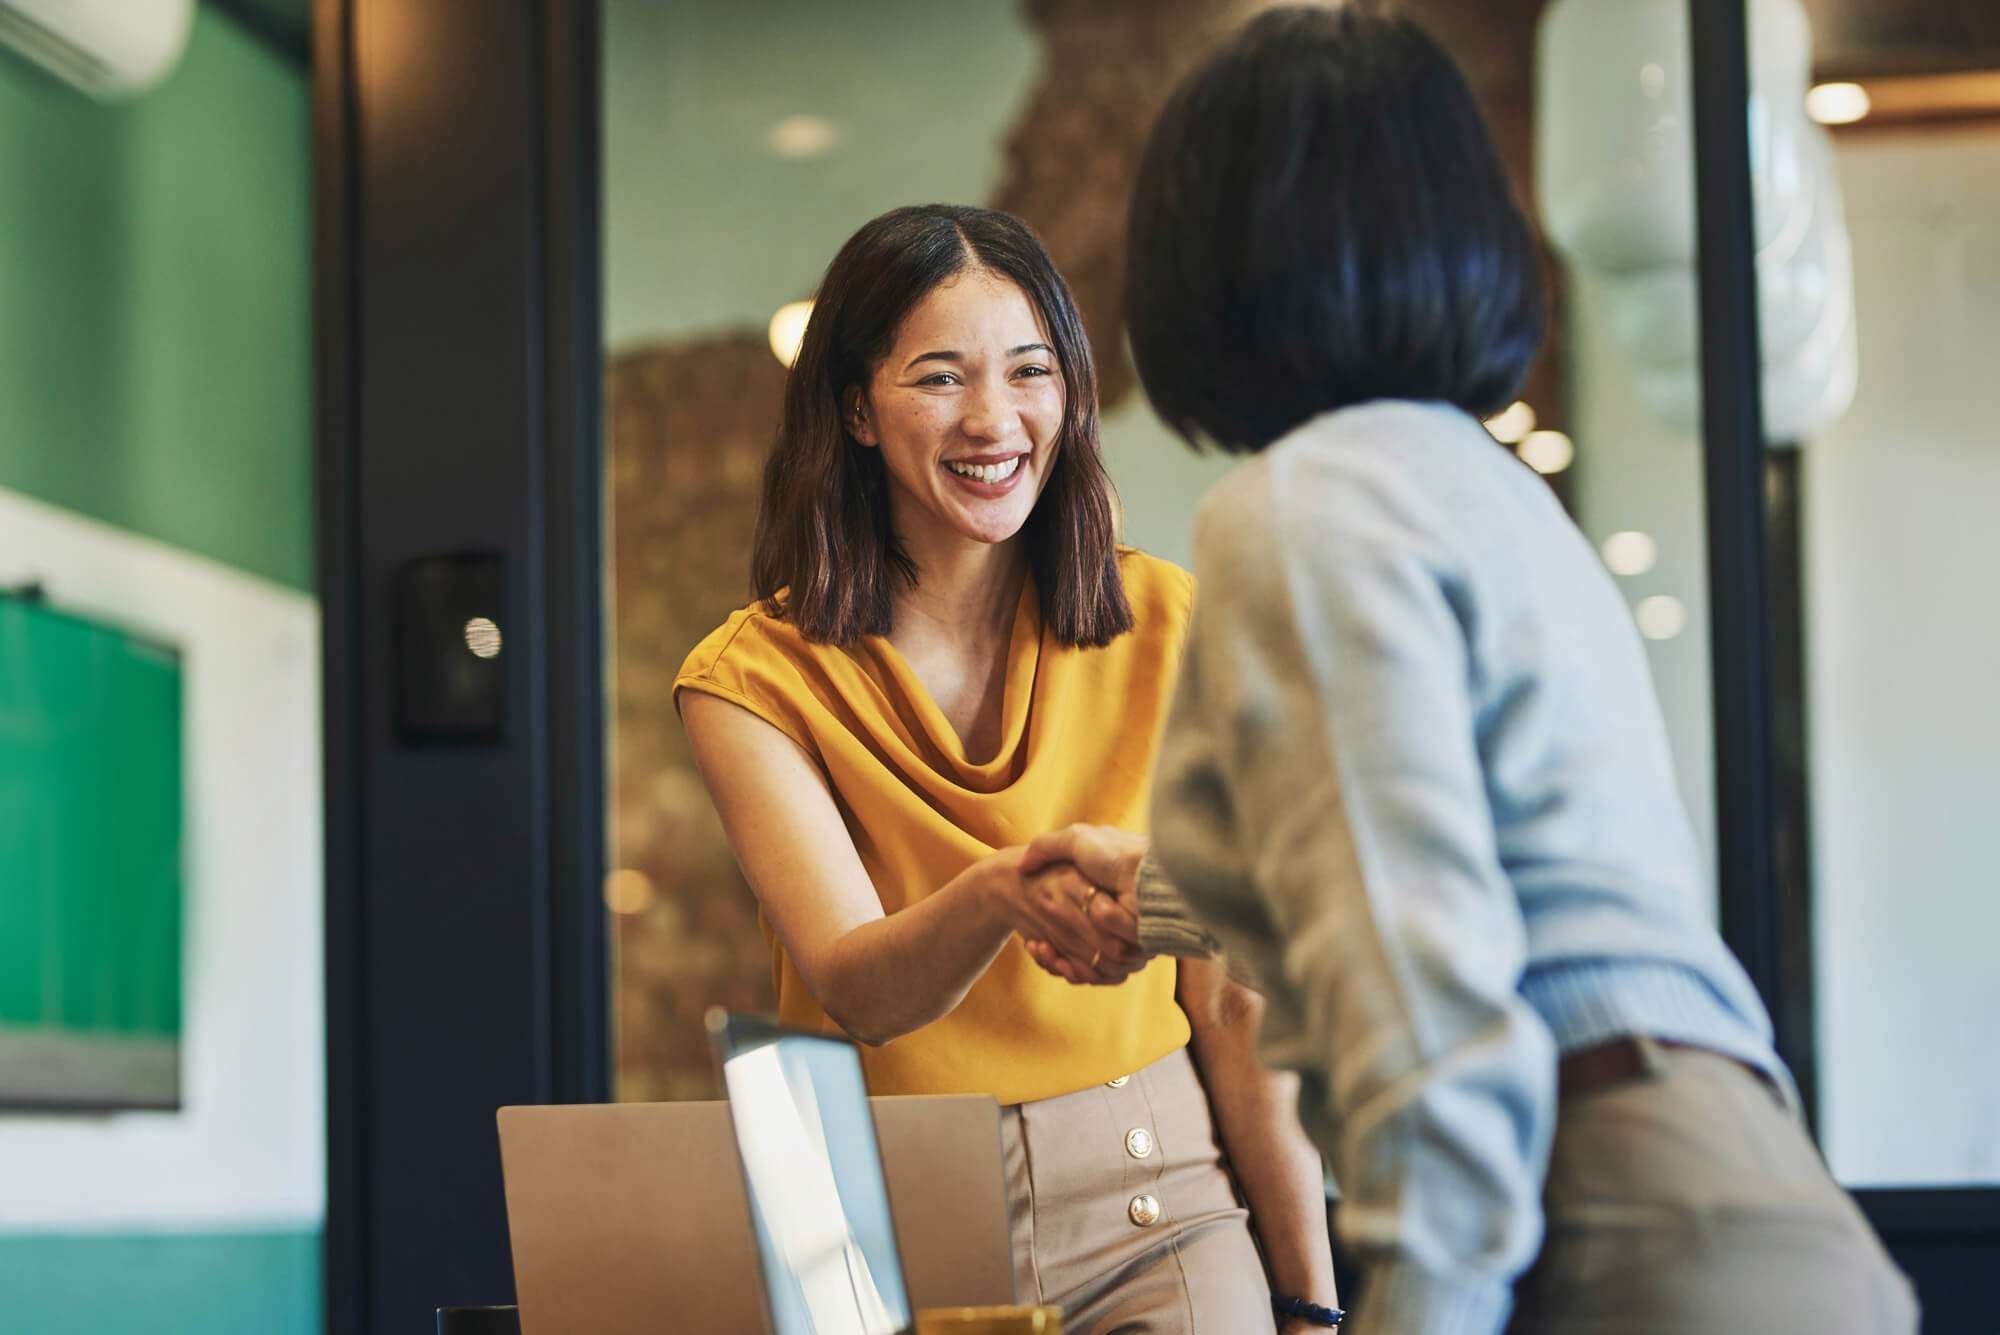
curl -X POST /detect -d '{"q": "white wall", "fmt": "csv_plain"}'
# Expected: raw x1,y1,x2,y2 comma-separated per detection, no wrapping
1805,127,2000,1187
1568,125,2000,1187
0,489,324,1231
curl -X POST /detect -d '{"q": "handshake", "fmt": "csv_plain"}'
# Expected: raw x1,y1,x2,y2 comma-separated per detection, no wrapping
1003,824,1154,987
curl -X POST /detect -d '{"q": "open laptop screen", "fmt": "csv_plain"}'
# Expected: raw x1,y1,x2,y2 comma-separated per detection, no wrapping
708,1011,915,1335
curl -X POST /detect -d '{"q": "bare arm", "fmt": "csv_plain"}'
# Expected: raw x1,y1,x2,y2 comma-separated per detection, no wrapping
1180,958,1340,1323
681,691,1137,1044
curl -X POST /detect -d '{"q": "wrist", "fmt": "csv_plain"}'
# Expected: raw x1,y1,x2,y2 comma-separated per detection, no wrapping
1268,1262,1340,1314
1271,1292,1344,1327
971,850,1024,935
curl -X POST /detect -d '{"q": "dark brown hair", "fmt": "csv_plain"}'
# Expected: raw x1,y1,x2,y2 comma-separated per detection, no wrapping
1126,5,1546,452
752,204,1133,647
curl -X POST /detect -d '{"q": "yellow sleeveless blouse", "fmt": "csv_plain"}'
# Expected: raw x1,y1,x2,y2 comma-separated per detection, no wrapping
674,548,1194,1104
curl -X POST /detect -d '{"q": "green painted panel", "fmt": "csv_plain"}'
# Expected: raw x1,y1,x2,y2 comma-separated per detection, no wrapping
0,1229,320,1335
0,594,182,1106
0,11,312,592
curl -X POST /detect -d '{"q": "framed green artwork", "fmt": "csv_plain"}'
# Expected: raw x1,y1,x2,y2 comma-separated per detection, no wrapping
0,589,184,1109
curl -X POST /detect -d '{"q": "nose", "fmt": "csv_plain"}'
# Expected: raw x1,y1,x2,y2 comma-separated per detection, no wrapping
958,378,1016,446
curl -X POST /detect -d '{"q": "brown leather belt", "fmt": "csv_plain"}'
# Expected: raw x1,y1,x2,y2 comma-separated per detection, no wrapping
1557,1036,1723,1100
1559,1036,1784,1110
1557,1036,1652,1099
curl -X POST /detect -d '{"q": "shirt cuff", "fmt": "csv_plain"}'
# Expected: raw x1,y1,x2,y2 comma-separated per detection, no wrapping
1135,852,1221,959
1345,1260,1513,1335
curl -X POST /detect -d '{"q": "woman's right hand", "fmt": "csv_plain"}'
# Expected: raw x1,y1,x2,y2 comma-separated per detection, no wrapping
979,846,1147,986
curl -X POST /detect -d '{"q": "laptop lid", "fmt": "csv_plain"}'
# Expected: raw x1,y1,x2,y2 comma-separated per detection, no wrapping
708,1011,913,1335
497,1097,1014,1334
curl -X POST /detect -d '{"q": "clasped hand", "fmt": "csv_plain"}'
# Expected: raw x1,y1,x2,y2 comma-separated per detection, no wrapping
998,824,1151,986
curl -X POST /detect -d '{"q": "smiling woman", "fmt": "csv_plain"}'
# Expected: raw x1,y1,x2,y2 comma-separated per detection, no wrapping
666,203,1340,1334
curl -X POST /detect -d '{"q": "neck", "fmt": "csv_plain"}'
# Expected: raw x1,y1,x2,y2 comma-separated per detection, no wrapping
891,523,1028,646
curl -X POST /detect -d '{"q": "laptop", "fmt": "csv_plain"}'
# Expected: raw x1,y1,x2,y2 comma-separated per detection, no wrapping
498,1034,1015,1333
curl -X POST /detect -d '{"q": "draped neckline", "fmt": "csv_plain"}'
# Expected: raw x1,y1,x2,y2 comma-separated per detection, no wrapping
858,574,1044,786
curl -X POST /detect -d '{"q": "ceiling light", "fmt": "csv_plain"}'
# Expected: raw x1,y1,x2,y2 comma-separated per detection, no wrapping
768,114,838,159
1635,594,1687,640
1485,400,1537,444
1518,429,1575,475
768,300,813,368
1601,530,1658,576
1807,82,1871,126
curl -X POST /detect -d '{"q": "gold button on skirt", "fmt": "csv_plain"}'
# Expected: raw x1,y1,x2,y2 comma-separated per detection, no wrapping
998,1047,1275,1335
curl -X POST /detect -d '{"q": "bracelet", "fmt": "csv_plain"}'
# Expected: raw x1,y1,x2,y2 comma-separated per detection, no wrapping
1271,1293,1344,1327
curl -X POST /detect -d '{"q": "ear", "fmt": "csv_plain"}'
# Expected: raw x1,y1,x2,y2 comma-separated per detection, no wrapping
845,387,878,448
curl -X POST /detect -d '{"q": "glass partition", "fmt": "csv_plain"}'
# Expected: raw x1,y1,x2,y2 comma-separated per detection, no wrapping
600,2,1996,1207
598,0,1735,1099
600,0,1256,1100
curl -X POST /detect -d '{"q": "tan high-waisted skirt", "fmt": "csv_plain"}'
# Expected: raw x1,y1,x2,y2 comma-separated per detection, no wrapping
1000,1046,1276,1335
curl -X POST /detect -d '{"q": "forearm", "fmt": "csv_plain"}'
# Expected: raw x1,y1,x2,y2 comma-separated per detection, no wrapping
1185,979,1339,1309
813,869,1014,1046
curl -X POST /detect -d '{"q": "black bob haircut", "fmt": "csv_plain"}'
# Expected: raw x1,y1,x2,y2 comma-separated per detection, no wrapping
1125,4,1546,453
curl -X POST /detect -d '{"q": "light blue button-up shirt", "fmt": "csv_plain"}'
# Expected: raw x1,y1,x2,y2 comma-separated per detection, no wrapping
1150,399,1788,1335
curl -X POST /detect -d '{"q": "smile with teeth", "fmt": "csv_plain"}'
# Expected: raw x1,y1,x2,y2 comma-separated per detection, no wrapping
944,456,1024,484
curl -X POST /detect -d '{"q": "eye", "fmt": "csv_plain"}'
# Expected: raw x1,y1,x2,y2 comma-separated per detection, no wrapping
917,372,961,387
1014,364,1052,379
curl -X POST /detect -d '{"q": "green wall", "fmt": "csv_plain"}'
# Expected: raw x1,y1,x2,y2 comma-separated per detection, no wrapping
0,1231,320,1335
0,8,319,1333
0,7,313,593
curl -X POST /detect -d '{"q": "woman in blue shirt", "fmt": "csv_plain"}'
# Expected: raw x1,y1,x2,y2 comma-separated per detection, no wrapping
1023,8,1917,1334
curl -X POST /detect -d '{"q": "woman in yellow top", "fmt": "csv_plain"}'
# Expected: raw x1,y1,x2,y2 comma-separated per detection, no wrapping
675,204,1339,1333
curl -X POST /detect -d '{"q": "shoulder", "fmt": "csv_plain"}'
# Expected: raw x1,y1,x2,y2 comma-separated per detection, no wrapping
677,601,804,686
675,601,826,754
1186,453,1283,600
1195,402,1477,581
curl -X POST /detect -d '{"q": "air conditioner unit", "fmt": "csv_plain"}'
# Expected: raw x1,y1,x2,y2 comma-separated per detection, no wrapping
0,0,195,99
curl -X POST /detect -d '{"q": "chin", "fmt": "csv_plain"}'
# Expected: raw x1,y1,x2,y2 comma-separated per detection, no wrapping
954,515,1032,547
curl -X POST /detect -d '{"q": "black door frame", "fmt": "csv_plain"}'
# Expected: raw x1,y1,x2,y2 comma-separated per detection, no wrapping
315,0,606,1329
315,0,1996,1330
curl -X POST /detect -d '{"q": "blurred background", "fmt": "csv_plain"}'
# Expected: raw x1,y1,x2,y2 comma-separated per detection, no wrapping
598,0,2000,1198
0,1,1994,1331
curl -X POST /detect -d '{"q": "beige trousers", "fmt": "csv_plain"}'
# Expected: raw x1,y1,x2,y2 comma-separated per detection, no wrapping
1001,1047,1276,1335
1510,1038,1919,1334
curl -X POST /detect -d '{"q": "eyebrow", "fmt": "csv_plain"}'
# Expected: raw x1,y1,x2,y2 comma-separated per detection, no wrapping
903,342,1054,372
